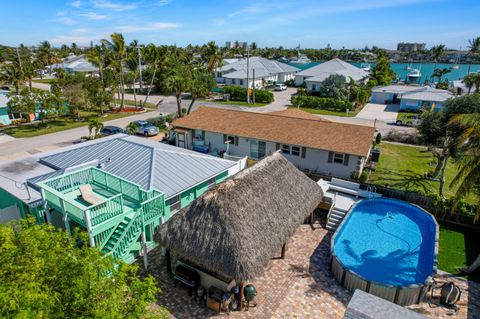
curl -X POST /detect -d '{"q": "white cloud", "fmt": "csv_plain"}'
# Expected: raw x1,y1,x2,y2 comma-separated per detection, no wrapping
92,0,138,11
79,12,107,20
115,22,180,33
212,18,226,26
228,6,265,18
72,28,91,34
69,1,82,8
156,0,172,5
53,17,77,25
50,35,96,45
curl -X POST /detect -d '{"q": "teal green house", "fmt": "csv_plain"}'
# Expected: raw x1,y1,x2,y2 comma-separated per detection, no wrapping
0,135,245,264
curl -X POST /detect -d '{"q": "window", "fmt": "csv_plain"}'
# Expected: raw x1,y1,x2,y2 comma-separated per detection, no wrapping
216,72,222,78
311,84,317,91
167,195,180,213
333,153,345,164
239,79,244,85
291,146,300,156
8,112,22,120
281,144,290,154
250,140,266,159
225,135,237,145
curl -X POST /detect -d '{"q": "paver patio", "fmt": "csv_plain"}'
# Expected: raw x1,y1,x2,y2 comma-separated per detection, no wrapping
140,216,480,319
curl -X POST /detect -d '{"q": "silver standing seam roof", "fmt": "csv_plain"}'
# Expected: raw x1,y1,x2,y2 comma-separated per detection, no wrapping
38,135,238,198
219,56,300,75
297,58,368,82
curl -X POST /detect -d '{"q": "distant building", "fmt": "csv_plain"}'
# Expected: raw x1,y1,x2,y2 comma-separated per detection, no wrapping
225,41,248,50
397,42,426,53
44,54,98,75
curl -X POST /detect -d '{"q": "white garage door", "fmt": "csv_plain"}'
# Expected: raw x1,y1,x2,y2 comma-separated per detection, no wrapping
0,205,22,224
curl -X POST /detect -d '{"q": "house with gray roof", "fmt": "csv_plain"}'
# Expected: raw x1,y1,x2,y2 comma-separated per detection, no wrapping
216,56,300,88
295,58,369,90
0,134,246,264
371,85,454,111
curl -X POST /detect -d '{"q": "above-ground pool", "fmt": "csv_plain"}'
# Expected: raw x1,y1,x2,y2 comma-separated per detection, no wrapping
330,198,438,306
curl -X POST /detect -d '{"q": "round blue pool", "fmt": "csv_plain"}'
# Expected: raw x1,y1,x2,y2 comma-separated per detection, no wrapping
330,198,438,305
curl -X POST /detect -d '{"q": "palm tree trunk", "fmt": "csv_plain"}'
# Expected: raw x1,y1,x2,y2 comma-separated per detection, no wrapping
438,155,449,197
142,66,157,107
28,78,32,92
133,77,138,111
176,94,182,118
187,97,196,115
119,64,125,111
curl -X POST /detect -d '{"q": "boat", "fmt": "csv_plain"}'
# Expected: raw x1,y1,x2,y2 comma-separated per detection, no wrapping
289,54,311,64
452,65,459,70
407,68,421,81
277,57,289,64
360,63,371,72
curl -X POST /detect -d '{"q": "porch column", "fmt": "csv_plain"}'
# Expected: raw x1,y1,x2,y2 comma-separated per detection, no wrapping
238,282,244,311
60,198,71,239
141,231,148,270
39,188,51,224
84,209,95,247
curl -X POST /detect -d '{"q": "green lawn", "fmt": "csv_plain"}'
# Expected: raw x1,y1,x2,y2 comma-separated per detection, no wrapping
2,110,150,138
124,99,158,109
32,78,56,84
203,100,269,107
296,107,357,117
368,142,477,203
396,112,418,122
438,224,480,283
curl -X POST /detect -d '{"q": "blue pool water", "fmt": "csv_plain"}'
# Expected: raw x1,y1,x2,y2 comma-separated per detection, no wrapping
333,198,437,286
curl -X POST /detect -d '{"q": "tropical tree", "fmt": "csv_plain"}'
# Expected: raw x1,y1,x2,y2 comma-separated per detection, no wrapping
6,89,36,120
0,63,23,94
126,122,137,135
463,73,476,94
0,218,164,318
317,74,350,100
430,67,451,85
102,33,127,111
125,52,139,108
62,82,87,119
164,63,190,117
37,41,59,74
467,37,480,74
88,118,104,138
369,53,396,86
430,44,446,69
187,67,214,114
201,41,223,74
142,44,164,107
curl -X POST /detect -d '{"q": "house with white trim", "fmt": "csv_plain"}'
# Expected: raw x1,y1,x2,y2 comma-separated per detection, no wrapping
215,57,300,88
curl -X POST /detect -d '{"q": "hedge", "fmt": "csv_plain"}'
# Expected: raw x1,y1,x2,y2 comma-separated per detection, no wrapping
291,95,352,112
223,85,274,103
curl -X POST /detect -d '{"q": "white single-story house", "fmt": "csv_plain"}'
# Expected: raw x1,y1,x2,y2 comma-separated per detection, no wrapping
295,58,369,90
172,107,376,179
45,54,98,74
215,57,300,88
371,85,454,111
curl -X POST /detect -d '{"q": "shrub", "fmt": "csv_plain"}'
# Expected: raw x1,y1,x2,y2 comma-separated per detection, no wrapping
223,85,274,103
284,79,296,87
291,95,352,112
375,133,382,145
384,129,423,145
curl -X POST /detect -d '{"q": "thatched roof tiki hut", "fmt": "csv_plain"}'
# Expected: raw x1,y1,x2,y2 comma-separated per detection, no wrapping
155,153,323,310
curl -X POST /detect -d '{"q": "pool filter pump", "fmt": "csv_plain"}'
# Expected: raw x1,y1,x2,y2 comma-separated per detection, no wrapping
440,282,461,306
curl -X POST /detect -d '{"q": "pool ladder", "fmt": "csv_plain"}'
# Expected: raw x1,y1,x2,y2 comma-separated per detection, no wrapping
366,186,377,199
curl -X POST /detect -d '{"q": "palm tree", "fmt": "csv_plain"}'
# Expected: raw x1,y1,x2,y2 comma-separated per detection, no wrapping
467,37,480,74
187,67,213,114
202,41,223,74
142,44,163,107
86,45,106,89
449,113,480,273
430,44,446,69
102,33,127,111
88,118,104,138
430,67,451,84
164,64,190,118
0,63,23,94
125,52,139,109
463,73,476,94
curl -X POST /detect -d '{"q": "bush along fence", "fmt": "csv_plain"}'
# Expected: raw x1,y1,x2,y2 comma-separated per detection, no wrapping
291,95,353,112
222,85,274,103
307,171,480,229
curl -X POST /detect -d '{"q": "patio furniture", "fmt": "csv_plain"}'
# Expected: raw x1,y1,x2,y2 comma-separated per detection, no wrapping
79,184,102,205
174,264,200,295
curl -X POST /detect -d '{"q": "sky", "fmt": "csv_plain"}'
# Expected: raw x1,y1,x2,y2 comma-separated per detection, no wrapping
1,0,479,49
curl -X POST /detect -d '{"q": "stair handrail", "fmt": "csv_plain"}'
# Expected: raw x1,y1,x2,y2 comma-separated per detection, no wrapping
99,225,118,250
327,192,337,223
105,209,143,259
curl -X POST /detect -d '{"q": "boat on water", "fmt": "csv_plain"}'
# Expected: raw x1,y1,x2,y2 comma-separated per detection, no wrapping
289,54,311,64
452,65,459,70
277,57,289,64
360,63,371,72
407,68,422,81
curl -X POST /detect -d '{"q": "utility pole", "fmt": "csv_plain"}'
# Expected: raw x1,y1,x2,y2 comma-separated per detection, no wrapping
136,45,143,93
252,68,255,104
246,47,250,104
16,47,24,75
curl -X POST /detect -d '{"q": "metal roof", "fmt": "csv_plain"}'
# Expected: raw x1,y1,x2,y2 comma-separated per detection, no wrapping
371,85,424,94
402,87,454,102
298,58,368,81
219,56,300,75
39,135,237,198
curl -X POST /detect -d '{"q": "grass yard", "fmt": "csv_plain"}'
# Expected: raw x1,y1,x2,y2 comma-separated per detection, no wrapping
32,78,56,84
206,100,269,107
296,107,357,117
368,142,478,204
2,110,149,138
396,111,418,122
438,223,480,283
124,99,158,109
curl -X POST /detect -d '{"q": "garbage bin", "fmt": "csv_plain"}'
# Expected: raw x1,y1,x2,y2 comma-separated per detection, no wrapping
371,149,381,162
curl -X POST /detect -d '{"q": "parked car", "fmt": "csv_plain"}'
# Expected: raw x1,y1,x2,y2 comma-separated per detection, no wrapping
396,115,421,127
101,126,127,136
274,84,287,91
129,121,159,136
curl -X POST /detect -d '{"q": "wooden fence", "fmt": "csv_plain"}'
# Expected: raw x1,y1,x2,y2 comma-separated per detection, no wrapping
306,172,479,230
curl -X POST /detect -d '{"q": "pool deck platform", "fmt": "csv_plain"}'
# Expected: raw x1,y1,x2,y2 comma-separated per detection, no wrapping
141,221,480,318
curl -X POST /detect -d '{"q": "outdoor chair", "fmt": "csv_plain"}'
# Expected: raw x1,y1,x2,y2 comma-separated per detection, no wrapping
79,184,102,206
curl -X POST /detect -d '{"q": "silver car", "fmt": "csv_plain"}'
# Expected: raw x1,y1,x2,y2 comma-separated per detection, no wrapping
130,121,159,136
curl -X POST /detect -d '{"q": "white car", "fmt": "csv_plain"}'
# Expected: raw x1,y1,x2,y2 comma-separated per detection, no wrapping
274,84,287,91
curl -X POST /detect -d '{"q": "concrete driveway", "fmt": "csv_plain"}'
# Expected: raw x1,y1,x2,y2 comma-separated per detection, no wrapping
355,103,399,123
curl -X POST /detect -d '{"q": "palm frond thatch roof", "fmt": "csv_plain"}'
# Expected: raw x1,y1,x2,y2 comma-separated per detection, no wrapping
155,152,323,282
